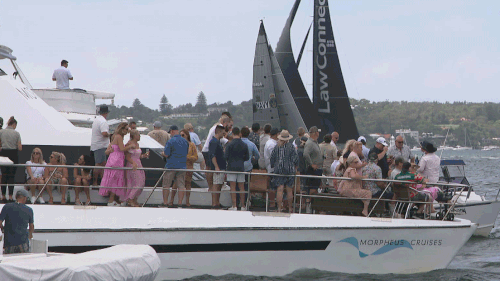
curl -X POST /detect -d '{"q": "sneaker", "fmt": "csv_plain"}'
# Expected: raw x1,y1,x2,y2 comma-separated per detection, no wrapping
31,196,36,204
39,197,45,204
228,207,238,211
107,201,118,206
240,206,247,211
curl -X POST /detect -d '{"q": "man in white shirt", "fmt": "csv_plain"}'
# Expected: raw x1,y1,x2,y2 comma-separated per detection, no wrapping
52,60,73,89
357,136,370,162
91,105,110,185
330,131,339,148
258,124,272,169
264,128,279,173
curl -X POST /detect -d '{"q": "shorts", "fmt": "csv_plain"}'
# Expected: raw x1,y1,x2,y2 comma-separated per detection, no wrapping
305,167,323,193
227,172,245,183
271,175,295,189
202,152,211,169
4,242,29,254
213,172,225,185
162,171,186,189
92,148,107,164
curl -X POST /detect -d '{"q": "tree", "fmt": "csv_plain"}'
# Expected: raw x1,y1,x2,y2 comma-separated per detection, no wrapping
159,94,173,115
195,91,208,113
132,98,142,108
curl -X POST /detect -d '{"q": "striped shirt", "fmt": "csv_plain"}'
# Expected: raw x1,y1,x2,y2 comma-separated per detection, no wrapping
270,142,298,175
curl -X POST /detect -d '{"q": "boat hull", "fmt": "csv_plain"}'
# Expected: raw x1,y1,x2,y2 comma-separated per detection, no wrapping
23,205,477,280
455,201,500,237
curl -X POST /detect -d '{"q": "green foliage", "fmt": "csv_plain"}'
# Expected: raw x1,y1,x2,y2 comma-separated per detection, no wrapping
159,94,173,115
195,91,208,113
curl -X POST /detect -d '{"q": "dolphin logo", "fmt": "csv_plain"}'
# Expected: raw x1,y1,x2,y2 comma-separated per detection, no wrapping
338,237,413,258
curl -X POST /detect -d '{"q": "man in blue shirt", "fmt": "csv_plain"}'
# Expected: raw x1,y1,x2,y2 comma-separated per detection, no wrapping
240,127,259,207
161,125,189,207
0,189,34,254
209,125,226,208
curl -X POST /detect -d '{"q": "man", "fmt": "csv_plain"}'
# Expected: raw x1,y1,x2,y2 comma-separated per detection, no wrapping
362,152,394,209
264,128,279,174
303,126,323,213
293,127,306,148
369,137,389,178
52,59,73,89
358,136,370,162
389,157,405,180
330,131,339,148
388,135,414,163
319,134,336,186
184,123,201,151
258,124,272,169
91,105,110,186
209,125,226,208
161,125,189,207
129,121,137,130
148,121,171,147
0,189,34,254
241,127,260,205
224,127,249,211
248,123,260,155
417,141,440,183
201,115,232,190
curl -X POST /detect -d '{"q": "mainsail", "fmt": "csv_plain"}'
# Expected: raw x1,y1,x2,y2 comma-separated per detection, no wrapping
252,22,281,129
313,0,359,142
275,0,320,133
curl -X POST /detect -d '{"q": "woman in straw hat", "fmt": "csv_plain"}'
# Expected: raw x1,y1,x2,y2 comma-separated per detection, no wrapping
270,130,298,213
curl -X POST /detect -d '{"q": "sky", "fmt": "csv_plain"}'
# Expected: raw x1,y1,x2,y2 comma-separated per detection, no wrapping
0,0,499,109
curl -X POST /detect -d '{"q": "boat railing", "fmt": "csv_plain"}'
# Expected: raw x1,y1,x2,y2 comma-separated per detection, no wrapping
1,163,470,220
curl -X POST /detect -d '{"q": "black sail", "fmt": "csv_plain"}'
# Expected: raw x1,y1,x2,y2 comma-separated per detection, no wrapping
313,0,358,142
252,21,281,129
275,0,320,133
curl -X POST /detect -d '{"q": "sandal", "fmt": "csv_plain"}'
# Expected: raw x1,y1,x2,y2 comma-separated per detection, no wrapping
75,200,83,206
85,200,91,206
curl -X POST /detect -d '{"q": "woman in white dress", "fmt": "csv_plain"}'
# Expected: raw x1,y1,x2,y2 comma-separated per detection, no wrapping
25,147,46,203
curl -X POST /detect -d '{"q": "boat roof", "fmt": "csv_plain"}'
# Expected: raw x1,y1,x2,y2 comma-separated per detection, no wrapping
441,160,466,166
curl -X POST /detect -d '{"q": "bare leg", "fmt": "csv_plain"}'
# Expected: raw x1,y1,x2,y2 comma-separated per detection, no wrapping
60,178,69,204
177,182,185,206
362,199,370,217
229,181,237,208
238,182,245,209
185,172,192,207
276,185,284,212
286,186,293,213
74,178,82,205
28,179,37,197
45,179,54,204
214,184,222,206
82,179,91,204
169,182,177,206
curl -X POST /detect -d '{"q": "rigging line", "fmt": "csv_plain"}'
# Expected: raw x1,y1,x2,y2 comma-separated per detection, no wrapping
439,127,451,160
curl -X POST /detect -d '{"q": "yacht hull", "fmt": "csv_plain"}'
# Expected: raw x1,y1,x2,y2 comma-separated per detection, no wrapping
22,205,476,280
448,200,500,237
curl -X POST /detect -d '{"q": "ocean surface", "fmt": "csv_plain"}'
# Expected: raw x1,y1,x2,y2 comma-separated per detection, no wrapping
181,149,500,281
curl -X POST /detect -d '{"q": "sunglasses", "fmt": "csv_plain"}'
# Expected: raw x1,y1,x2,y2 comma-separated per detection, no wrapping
396,141,404,143
33,152,41,155
181,134,186,137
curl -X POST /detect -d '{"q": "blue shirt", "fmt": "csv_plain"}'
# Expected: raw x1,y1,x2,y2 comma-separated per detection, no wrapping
224,138,249,172
209,138,226,170
0,202,34,247
164,135,189,169
242,138,259,172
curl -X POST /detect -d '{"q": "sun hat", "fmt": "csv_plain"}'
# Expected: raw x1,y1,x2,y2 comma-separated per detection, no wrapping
278,130,293,141
420,141,437,153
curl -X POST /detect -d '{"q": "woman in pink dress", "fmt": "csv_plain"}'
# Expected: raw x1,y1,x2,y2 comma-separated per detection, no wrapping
338,155,371,216
124,129,149,207
99,122,134,206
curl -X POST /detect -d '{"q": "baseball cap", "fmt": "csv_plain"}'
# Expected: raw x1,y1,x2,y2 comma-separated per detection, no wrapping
376,137,388,146
357,136,366,142
270,128,279,136
169,125,179,133
153,121,162,128
17,189,29,198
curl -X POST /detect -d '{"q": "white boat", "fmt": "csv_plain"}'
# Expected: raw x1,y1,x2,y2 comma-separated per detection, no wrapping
0,244,161,281
438,159,500,237
22,204,476,280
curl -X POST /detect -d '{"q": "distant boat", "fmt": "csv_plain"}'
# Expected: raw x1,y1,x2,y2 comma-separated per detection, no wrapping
482,145,499,151
453,128,472,150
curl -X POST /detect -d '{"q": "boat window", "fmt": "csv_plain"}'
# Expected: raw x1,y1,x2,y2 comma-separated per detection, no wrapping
439,165,465,178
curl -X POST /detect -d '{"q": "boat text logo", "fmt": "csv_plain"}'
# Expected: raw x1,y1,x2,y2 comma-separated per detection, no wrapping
316,0,330,114
338,237,443,258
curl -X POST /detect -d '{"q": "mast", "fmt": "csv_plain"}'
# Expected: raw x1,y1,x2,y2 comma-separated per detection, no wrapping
313,0,358,142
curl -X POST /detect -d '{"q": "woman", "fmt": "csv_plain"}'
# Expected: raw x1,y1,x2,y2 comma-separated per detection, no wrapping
99,122,134,206
179,129,197,207
124,129,149,207
74,155,93,205
270,130,298,213
349,141,368,173
0,116,22,201
342,139,356,159
338,155,371,217
43,152,69,204
26,148,46,204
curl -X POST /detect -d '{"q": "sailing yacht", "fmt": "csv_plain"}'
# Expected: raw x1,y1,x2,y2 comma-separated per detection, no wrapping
453,128,472,150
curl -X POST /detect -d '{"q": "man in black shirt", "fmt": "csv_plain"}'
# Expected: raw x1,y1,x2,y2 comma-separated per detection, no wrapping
0,189,34,254
369,137,389,178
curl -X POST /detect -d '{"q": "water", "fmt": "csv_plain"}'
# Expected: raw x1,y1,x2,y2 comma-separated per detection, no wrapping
181,150,500,281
